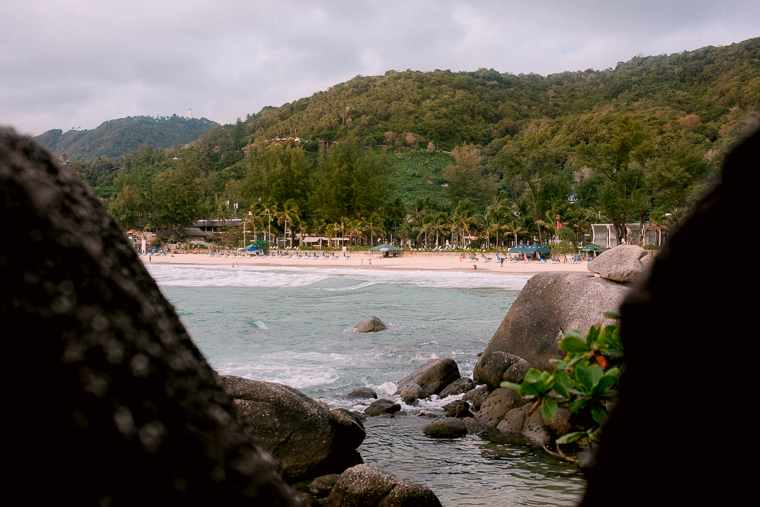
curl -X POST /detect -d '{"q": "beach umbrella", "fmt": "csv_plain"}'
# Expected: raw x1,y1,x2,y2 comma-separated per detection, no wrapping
508,243,528,254
579,243,602,258
524,244,551,257
370,243,401,251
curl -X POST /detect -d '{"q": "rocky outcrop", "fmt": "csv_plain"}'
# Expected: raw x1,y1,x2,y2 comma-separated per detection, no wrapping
588,244,654,283
0,129,300,505
354,316,388,333
221,376,364,481
324,465,442,507
475,272,628,375
396,358,460,396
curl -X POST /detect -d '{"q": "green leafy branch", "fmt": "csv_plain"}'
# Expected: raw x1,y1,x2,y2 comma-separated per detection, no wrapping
501,311,625,458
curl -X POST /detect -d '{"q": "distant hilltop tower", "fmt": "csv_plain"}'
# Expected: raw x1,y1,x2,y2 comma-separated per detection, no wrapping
187,107,193,119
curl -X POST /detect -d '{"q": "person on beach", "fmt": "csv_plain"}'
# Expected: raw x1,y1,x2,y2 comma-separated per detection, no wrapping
149,255,151,263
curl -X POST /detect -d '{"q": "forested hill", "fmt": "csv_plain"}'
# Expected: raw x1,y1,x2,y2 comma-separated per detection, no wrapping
233,36,760,152
36,115,217,161
87,36,760,249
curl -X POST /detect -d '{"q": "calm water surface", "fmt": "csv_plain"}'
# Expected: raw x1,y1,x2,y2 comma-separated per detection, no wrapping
148,264,585,505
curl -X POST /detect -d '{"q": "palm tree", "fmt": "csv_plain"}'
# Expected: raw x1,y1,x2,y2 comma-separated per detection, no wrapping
259,200,278,247
385,197,406,245
277,200,300,248
364,213,385,247
648,211,666,247
430,212,450,247
451,200,479,249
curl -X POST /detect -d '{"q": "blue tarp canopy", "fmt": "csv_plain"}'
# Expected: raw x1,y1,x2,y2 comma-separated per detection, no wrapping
245,243,264,251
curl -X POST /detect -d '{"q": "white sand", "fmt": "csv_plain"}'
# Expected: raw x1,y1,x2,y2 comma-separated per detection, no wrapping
141,250,592,275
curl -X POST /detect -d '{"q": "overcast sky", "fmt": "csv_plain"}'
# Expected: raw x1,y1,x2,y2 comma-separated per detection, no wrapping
2,1,758,136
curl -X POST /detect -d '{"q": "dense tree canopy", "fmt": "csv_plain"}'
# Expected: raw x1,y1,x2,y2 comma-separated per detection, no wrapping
71,37,760,248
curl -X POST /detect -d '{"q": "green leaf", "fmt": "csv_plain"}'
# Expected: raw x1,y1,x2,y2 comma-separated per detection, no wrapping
559,336,590,354
590,404,610,426
556,431,586,445
541,397,559,420
603,311,621,320
500,381,522,392
563,329,587,342
551,370,572,398
550,358,568,370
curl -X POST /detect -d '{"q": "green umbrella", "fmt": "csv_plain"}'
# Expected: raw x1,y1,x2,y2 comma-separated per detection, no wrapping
508,243,528,254
369,243,401,251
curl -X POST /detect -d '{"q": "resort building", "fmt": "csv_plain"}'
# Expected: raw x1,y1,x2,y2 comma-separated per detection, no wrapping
591,223,669,248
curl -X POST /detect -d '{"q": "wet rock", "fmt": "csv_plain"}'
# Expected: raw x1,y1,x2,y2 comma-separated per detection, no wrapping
343,387,377,399
398,382,429,403
443,400,473,418
463,385,490,411
364,399,401,417
475,388,527,427
397,358,460,396
324,464,442,507
423,418,468,438
354,316,387,333
309,474,341,498
438,377,476,398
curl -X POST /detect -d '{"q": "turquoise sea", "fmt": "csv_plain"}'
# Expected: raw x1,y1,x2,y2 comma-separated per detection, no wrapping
147,264,586,506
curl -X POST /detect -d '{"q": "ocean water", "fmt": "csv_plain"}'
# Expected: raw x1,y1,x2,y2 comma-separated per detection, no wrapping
147,264,586,506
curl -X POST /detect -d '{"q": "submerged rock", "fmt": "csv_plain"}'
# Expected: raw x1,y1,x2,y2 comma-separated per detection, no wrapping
423,418,468,438
343,387,378,399
354,316,388,333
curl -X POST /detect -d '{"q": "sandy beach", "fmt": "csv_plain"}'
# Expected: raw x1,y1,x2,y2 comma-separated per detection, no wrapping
141,250,593,275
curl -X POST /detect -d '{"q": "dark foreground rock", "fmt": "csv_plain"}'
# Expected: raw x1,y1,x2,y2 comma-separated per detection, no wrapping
0,129,300,505
475,272,628,375
354,316,388,333
221,376,364,481
580,129,758,506
325,465,442,507
396,358,460,396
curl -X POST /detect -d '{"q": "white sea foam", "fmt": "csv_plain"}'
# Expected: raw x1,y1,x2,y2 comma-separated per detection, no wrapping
147,264,530,291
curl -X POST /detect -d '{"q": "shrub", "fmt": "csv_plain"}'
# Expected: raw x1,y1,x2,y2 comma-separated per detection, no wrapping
501,312,624,459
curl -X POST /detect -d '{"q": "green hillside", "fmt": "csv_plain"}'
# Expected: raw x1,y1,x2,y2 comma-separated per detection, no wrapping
81,37,760,249
36,115,217,161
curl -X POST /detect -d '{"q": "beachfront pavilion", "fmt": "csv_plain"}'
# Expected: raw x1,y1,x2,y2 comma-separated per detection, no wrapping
592,223,670,248
300,236,351,249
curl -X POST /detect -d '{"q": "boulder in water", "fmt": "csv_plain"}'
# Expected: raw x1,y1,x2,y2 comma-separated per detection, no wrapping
221,376,364,481
397,358,460,396
354,316,387,333
423,418,468,438
474,272,628,374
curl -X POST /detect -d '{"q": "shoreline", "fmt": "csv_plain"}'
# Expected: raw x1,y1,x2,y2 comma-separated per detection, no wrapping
140,251,593,275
